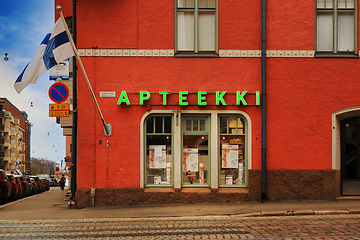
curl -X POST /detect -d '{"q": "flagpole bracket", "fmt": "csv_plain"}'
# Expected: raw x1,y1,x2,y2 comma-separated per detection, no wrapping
104,124,112,136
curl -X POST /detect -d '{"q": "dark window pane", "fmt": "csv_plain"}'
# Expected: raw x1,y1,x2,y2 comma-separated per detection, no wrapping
146,117,153,133
186,120,192,131
220,117,227,134
164,117,172,133
155,117,163,133
200,120,205,131
193,120,198,131
240,117,245,134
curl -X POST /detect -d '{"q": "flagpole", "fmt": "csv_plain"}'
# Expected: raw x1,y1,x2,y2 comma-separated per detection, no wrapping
56,5,110,136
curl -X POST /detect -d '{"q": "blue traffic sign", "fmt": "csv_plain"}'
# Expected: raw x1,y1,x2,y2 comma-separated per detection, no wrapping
49,83,69,103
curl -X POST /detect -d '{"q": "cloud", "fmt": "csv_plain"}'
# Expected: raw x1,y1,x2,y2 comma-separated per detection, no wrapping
0,1,65,164
0,61,66,162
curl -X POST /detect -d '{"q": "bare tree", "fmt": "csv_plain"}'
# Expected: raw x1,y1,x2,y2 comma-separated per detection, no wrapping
30,157,57,176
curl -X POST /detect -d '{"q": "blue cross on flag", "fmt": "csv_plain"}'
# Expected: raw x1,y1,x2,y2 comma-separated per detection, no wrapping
14,18,74,94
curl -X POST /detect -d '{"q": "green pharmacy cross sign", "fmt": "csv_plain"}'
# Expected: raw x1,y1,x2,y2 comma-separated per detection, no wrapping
117,91,261,106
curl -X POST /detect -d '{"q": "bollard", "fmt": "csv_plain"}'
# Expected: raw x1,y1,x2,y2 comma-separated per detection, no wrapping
91,188,95,207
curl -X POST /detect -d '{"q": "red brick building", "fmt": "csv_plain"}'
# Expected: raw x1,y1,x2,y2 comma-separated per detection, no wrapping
56,0,360,207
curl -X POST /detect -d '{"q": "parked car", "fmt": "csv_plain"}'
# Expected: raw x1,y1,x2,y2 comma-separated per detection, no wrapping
13,176,23,199
6,174,18,201
25,176,37,195
30,178,38,194
40,178,50,191
46,178,55,187
28,176,42,193
52,178,59,187
15,175,30,197
0,169,11,204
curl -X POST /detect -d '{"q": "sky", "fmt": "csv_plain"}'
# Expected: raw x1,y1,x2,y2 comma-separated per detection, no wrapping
0,1,67,165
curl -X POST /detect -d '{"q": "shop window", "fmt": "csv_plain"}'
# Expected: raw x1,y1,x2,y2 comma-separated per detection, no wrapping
316,0,357,57
175,0,218,56
145,115,173,186
182,116,210,186
219,115,247,187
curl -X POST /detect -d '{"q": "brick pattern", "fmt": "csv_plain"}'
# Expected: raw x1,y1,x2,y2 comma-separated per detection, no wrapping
75,169,336,208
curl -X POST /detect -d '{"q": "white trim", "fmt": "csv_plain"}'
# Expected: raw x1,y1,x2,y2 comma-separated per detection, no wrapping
79,49,315,58
140,109,252,188
210,112,218,188
332,106,360,170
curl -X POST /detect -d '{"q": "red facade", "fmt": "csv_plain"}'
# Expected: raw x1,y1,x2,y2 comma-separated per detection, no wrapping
56,0,360,207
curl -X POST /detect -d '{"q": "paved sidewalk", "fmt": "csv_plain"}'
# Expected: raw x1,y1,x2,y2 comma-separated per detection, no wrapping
1,187,360,220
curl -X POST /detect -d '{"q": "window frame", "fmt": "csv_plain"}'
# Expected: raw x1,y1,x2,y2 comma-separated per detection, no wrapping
181,114,211,187
218,115,248,188
144,114,174,187
175,0,219,57
315,0,358,57
140,110,252,189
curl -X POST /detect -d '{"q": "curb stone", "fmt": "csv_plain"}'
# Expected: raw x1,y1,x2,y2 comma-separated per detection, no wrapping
231,212,262,218
348,209,360,214
261,211,287,217
232,209,360,218
288,210,314,216
314,210,349,215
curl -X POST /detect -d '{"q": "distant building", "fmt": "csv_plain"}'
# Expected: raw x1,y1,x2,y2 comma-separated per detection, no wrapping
0,98,31,174
0,100,4,169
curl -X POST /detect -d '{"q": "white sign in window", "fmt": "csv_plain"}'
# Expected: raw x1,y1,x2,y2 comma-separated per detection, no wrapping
183,148,199,172
222,144,239,169
149,145,166,169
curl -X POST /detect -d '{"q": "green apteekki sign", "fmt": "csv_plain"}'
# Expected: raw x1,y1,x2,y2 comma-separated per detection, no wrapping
117,91,261,106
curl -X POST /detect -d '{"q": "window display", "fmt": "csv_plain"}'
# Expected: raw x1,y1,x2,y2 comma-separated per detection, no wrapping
182,116,210,186
145,116,173,186
219,116,246,187
143,113,247,188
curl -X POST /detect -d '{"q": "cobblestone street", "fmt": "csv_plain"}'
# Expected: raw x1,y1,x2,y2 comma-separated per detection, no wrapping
1,214,360,239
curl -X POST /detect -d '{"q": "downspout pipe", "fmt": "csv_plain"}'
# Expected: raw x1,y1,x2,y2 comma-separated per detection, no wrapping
261,0,267,202
71,0,77,200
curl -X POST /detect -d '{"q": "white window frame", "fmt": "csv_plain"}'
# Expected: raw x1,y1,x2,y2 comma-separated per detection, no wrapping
315,0,357,56
140,110,252,188
175,0,218,56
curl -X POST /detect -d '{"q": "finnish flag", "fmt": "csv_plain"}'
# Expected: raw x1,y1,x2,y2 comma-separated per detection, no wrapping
14,18,74,94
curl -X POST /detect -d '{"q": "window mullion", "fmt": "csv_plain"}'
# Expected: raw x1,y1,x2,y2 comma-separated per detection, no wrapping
355,0,358,53
194,0,199,53
334,0,338,53
227,118,229,134
153,118,156,133
162,117,165,133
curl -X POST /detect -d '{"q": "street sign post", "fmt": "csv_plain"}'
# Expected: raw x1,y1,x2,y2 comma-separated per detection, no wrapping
49,103,70,117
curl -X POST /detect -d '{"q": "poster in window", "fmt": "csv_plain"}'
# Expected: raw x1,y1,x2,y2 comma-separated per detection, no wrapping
183,148,198,172
222,144,238,168
149,145,166,169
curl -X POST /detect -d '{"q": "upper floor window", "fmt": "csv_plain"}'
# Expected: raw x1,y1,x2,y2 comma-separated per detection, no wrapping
316,0,357,56
175,0,218,56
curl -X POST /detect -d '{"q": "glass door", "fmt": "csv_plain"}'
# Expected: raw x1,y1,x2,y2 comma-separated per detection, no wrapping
182,115,210,186
341,117,360,195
